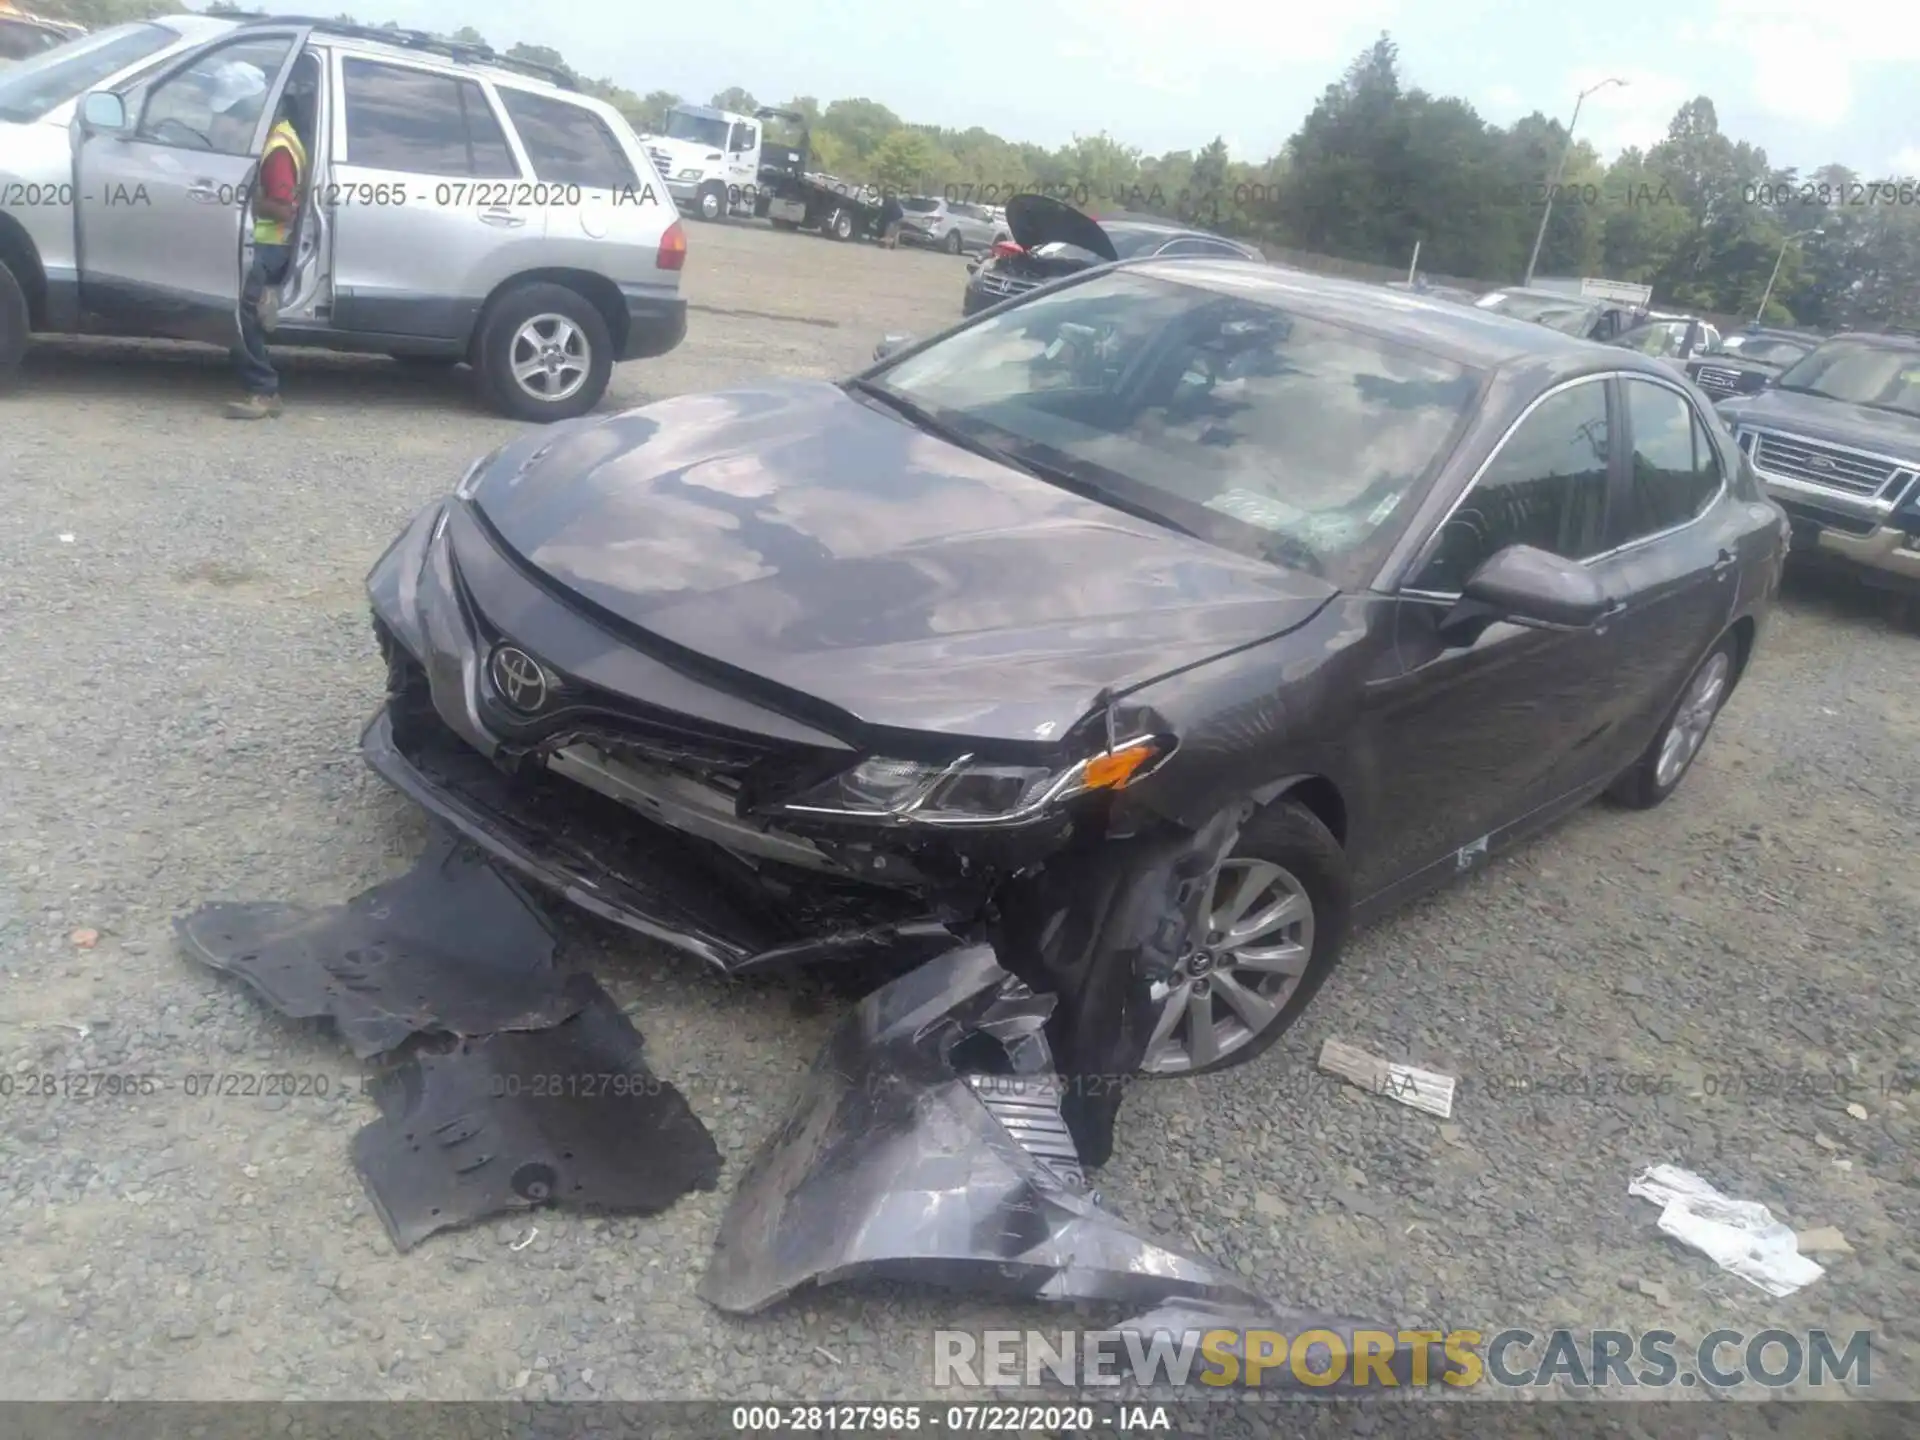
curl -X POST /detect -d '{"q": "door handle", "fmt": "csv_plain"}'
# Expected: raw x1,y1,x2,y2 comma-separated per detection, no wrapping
1711,548,1736,573
478,207,526,228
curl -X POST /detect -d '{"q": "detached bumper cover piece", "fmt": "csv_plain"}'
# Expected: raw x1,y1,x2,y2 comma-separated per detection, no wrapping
352,984,722,1251
175,835,591,1058
702,943,1267,1315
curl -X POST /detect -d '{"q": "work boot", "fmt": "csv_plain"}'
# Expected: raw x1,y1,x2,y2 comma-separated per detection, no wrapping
225,393,282,420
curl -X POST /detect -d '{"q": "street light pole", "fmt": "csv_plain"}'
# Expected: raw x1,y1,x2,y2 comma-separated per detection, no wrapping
1756,228,1821,323
1522,77,1626,288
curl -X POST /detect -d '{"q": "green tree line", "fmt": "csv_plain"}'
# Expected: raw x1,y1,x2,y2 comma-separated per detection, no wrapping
37,5,1920,329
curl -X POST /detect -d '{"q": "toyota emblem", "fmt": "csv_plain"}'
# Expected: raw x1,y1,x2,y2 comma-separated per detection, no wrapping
489,645,551,713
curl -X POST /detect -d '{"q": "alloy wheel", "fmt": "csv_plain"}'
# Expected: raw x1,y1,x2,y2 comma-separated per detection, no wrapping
1654,650,1730,789
1140,857,1315,1075
508,313,590,404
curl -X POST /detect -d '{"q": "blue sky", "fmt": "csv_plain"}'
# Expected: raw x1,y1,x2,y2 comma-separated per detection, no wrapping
355,0,1915,178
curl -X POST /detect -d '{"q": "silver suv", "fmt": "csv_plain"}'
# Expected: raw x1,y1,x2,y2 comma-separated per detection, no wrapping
898,196,1006,254
0,15,686,420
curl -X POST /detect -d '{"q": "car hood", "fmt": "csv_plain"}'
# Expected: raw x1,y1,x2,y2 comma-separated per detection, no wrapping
466,379,1334,746
1005,193,1116,263
1717,386,1920,460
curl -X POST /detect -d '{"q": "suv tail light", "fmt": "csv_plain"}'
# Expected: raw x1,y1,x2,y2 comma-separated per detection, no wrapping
657,221,687,272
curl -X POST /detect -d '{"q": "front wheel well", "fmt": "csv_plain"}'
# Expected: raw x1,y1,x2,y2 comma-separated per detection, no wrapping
0,214,48,330
471,269,627,363
1273,775,1347,848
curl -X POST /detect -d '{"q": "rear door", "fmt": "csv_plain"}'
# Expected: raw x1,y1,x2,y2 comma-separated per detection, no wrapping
74,25,308,345
1583,374,1740,757
324,54,526,342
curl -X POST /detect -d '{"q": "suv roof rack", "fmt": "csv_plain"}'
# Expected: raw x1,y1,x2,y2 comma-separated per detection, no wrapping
233,14,578,90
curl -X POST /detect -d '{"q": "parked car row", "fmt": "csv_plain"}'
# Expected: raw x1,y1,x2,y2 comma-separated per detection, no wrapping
0,12,687,418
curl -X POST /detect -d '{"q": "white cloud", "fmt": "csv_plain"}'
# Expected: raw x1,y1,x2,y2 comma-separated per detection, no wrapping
1706,0,1920,128
1891,145,1920,177
1482,83,1522,113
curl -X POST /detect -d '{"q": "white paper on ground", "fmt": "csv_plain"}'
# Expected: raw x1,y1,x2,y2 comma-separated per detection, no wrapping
1628,1164,1825,1297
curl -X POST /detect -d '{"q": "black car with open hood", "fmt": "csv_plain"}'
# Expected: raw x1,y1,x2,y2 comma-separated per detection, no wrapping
365,257,1781,1100
962,193,1262,315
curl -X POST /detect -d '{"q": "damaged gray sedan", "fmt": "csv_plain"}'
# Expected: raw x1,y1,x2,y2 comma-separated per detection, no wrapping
363,261,1782,1161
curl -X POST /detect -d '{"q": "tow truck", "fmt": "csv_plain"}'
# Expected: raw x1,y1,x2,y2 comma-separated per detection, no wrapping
640,102,888,241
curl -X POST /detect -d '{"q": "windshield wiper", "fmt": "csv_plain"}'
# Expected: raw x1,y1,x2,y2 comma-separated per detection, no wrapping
844,379,1059,480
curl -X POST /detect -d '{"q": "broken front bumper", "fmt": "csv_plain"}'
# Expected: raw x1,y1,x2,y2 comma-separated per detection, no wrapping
701,943,1267,1313
701,944,1448,1386
362,500,960,975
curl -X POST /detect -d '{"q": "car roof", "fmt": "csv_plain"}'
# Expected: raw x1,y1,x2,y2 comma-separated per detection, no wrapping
1825,330,1920,348
1125,259,1679,377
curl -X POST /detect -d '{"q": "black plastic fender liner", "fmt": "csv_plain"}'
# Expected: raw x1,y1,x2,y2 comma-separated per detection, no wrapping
991,808,1246,1166
699,943,1268,1316
175,833,590,1058
351,984,722,1251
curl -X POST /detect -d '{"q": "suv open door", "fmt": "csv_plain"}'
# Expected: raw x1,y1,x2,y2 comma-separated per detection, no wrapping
72,22,310,348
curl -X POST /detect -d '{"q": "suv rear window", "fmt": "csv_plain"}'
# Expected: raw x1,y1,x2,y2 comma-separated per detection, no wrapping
341,58,517,177
495,88,638,189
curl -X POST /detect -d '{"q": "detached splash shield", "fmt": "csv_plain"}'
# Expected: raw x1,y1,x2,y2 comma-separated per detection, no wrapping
701,944,1263,1314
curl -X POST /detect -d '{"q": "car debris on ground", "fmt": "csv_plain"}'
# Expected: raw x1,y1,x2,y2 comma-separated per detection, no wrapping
177,834,721,1249
1628,1163,1825,1296
1316,1037,1457,1118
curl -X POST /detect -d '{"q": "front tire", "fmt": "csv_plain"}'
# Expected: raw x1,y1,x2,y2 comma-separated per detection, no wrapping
1139,799,1351,1077
944,229,964,254
696,183,726,222
474,282,611,423
827,207,855,241
0,257,28,387
1605,634,1738,809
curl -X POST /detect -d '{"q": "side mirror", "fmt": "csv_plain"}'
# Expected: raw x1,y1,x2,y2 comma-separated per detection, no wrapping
1446,544,1611,635
79,90,127,134
872,333,914,362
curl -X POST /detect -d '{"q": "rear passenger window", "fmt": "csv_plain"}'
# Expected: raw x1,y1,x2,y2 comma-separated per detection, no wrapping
341,59,517,177
1410,380,1611,593
496,89,638,189
1620,380,1721,540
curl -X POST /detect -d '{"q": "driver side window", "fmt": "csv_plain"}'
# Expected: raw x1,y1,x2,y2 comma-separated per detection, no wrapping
1409,380,1611,595
137,35,293,155
729,122,755,153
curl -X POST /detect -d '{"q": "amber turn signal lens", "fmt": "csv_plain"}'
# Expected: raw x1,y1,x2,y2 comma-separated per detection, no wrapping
1082,740,1159,791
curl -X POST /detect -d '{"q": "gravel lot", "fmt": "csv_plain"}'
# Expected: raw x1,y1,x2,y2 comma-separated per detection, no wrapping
2,219,1917,1409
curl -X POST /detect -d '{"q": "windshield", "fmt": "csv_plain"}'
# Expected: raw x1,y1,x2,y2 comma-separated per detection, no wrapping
1476,291,1598,333
1773,340,1920,418
863,270,1482,582
1715,334,1813,368
0,21,176,122
663,109,729,148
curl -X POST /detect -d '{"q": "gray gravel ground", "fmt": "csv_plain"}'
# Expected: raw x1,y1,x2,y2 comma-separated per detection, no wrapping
2,220,1918,1413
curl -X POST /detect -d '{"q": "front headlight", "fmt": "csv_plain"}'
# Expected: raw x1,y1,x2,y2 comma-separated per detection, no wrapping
777,737,1167,826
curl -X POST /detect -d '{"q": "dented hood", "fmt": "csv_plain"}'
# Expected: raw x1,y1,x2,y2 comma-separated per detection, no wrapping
1005,192,1118,261
466,379,1333,745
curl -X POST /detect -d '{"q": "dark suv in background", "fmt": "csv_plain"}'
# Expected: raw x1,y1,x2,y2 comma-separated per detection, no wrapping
1687,326,1822,400
1714,331,1920,607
